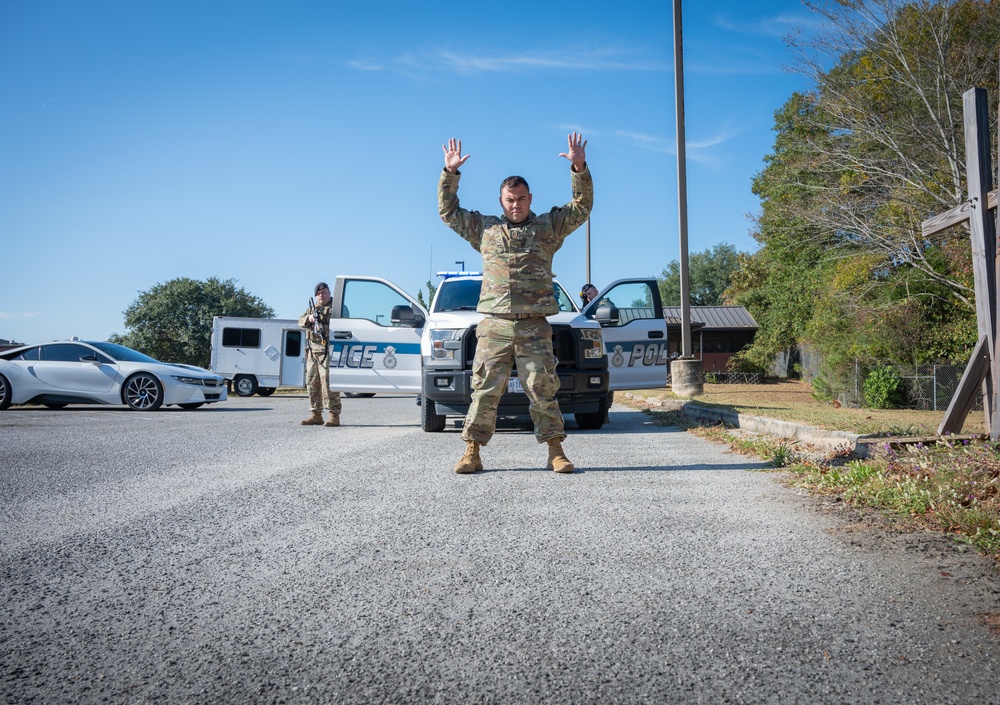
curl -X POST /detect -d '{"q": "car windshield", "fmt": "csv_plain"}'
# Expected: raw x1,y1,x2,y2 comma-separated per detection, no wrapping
87,341,160,364
434,279,578,313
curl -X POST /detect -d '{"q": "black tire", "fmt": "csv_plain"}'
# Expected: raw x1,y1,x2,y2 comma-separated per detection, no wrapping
234,375,258,397
257,387,276,397
574,395,609,430
0,373,11,410
123,372,164,411
344,392,375,398
421,396,446,432
178,402,205,410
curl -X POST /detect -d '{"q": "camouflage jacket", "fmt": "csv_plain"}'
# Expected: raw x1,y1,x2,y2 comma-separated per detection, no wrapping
438,164,593,316
298,301,333,353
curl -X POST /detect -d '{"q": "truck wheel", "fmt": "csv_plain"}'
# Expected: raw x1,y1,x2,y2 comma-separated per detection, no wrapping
257,387,276,397
574,395,609,430
234,375,258,397
421,397,446,432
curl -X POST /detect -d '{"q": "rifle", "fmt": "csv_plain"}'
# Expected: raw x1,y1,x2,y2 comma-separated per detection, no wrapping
308,297,328,346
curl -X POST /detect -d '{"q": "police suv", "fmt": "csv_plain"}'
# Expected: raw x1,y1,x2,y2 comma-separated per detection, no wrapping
323,273,669,432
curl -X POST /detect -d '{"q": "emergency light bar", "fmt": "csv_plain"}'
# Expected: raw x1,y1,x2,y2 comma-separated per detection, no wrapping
436,271,483,278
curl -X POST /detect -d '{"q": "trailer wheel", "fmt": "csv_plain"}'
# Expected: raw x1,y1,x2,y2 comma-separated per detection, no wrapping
421,397,446,432
257,387,276,397
234,375,258,397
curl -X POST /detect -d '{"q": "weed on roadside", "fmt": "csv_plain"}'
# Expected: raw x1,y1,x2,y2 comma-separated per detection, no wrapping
788,440,1000,557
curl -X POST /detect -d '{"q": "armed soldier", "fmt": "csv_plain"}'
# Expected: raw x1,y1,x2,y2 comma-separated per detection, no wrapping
438,132,593,474
298,282,342,427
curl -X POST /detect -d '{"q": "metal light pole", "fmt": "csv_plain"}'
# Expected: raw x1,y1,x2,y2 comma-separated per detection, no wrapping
455,260,465,271
670,0,703,396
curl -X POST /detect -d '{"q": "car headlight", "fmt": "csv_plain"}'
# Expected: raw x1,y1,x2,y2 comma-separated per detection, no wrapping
580,328,605,359
171,375,208,386
428,329,463,361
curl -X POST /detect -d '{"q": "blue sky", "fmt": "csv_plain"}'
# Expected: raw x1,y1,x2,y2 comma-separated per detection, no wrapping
1,0,820,346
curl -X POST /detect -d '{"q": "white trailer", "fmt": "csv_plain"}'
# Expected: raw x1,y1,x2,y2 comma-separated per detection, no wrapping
209,316,307,397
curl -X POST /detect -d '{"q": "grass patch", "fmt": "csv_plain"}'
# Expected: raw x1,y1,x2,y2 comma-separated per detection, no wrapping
787,440,1000,557
629,380,985,436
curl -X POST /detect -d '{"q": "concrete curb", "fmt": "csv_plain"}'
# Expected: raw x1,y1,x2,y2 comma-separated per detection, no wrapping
681,403,868,457
620,392,869,458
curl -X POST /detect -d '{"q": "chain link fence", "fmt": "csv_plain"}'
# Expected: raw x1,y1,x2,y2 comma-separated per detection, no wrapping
796,347,982,411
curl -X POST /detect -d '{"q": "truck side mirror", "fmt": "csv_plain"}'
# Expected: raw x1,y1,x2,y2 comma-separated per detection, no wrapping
595,303,619,326
391,305,424,328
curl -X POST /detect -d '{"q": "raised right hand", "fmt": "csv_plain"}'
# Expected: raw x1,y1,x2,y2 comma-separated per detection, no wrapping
442,138,471,174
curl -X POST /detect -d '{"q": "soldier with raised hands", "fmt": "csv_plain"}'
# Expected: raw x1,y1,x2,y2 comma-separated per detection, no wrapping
438,132,593,474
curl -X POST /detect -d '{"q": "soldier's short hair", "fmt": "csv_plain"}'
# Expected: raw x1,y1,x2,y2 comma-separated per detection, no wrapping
500,175,530,193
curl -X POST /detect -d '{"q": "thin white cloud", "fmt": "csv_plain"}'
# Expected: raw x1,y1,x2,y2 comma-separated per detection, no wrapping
713,11,823,38
347,45,670,76
615,126,740,167
0,312,41,319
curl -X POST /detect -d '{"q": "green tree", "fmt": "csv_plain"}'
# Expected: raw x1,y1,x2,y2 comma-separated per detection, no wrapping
734,0,992,387
658,242,746,306
416,279,438,310
111,277,275,368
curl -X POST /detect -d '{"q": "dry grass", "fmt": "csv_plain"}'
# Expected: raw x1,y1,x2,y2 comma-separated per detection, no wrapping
626,379,986,437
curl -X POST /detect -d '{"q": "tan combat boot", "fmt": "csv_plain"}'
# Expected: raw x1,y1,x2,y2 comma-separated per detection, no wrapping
454,440,483,474
324,412,341,427
546,438,575,474
301,410,324,426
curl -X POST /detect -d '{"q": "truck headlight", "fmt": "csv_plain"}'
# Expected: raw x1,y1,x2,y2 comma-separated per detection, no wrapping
580,328,605,359
428,329,463,360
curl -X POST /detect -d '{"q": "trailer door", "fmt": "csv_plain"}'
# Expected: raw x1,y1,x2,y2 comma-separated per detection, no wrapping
280,329,305,387
327,276,425,394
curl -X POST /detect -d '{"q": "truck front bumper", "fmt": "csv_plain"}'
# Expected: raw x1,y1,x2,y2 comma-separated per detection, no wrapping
423,369,609,416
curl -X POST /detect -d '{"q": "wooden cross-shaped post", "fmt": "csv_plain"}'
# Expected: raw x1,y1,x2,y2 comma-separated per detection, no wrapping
921,87,999,439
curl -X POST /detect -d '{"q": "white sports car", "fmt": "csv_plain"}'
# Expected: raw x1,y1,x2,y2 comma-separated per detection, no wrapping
0,339,228,411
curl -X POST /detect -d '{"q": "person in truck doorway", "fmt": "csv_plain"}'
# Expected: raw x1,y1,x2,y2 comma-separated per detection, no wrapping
438,133,593,474
298,282,342,427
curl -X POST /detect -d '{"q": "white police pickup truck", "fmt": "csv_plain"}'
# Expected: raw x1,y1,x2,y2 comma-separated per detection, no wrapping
324,273,669,431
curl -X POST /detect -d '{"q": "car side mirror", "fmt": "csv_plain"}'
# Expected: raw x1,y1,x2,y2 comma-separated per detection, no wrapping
391,305,424,328
595,303,619,326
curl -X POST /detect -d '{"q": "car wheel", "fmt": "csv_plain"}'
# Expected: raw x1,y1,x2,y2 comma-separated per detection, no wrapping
234,375,258,397
178,402,205,410
421,396,446,432
0,373,11,410
574,395,609,430
257,387,276,397
344,392,375,398
123,372,164,411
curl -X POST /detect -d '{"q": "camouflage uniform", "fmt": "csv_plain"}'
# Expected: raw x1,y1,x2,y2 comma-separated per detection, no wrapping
298,302,342,415
438,164,594,444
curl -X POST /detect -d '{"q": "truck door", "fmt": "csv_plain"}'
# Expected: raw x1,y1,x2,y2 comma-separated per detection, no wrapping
327,276,426,394
584,279,669,391
280,329,305,387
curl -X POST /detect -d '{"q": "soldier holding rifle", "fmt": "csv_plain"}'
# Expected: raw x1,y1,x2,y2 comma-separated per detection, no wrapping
298,281,342,427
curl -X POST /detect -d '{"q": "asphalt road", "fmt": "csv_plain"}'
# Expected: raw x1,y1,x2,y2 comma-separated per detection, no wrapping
2,395,1000,704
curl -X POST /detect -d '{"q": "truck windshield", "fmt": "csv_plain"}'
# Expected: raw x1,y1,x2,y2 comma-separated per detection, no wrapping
434,279,578,313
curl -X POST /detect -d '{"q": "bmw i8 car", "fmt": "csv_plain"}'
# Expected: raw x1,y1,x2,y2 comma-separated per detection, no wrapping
0,339,228,411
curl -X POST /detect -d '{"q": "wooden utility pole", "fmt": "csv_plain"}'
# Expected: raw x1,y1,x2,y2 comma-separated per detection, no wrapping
922,87,1000,439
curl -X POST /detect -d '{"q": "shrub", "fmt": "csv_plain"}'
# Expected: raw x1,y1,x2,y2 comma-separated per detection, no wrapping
863,365,907,409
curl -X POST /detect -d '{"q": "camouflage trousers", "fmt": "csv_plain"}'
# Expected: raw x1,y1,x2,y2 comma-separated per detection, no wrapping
305,349,342,413
462,315,564,445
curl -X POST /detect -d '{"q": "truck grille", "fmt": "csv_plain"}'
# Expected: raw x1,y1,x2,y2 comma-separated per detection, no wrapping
463,324,576,369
